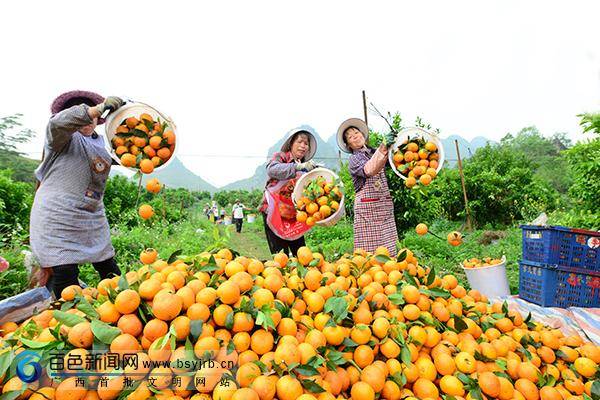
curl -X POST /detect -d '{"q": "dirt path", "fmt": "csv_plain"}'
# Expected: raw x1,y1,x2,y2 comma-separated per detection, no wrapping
222,220,273,261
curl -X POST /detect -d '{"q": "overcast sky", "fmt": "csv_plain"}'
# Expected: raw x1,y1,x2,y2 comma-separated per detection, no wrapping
1,1,599,187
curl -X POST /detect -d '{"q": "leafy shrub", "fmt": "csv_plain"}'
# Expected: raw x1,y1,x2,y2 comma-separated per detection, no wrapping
548,209,600,231
0,169,33,243
306,219,354,258
212,189,264,212
564,137,600,213
435,144,560,227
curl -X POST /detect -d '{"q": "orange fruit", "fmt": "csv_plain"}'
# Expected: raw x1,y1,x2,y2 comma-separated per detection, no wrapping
126,117,139,129
146,178,161,194
440,375,465,397
415,223,428,235
120,153,136,167
163,130,176,145
139,159,154,174
350,381,375,400
138,204,154,220
114,289,140,314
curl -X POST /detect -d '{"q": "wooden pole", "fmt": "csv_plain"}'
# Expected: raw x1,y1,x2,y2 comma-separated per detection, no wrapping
362,90,368,128
455,140,472,231
134,173,143,209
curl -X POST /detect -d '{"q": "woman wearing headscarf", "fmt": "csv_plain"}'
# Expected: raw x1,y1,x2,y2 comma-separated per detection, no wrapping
30,90,125,298
337,118,398,256
260,127,318,256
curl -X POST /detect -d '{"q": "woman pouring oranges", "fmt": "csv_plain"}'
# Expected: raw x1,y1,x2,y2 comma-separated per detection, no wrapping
260,127,319,256
337,118,398,256
30,90,125,298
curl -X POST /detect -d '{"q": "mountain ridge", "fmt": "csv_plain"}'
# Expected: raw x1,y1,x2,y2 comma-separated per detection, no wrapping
109,133,496,192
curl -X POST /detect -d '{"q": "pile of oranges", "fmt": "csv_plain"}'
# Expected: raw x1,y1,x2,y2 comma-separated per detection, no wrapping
391,138,440,188
112,113,176,174
1,245,599,400
463,257,504,269
296,177,343,226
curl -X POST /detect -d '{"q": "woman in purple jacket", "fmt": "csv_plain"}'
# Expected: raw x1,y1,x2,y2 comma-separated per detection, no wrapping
260,127,318,255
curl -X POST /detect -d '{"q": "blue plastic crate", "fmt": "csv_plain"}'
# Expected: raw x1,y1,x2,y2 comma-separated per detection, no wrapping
520,225,600,272
519,260,600,308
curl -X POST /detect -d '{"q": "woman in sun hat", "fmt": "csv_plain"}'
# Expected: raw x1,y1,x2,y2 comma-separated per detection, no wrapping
337,118,398,256
260,127,319,256
30,90,125,299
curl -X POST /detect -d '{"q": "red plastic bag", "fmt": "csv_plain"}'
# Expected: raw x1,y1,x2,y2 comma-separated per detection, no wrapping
264,175,310,240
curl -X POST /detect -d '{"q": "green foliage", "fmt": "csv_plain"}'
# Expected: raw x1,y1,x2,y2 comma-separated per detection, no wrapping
338,162,355,218
103,175,200,227
0,245,28,300
500,127,572,194
0,114,39,183
435,144,560,227
0,170,33,243
211,189,263,211
578,112,600,135
563,137,600,213
548,209,600,231
0,114,35,155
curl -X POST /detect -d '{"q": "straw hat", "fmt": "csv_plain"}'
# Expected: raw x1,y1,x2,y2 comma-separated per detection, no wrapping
280,127,317,161
336,118,368,153
51,90,106,124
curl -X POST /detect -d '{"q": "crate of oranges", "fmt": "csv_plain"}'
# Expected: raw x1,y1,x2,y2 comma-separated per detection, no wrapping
292,167,345,227
104,102,177,174
388,127,444,188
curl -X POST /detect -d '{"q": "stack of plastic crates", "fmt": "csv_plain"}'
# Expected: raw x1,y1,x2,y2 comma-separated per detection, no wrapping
519,225,600,307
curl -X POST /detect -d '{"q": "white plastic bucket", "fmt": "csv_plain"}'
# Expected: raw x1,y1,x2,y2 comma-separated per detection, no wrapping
247,214,256,223
104,102,177,172
388,127,445,179
292,167,345,227
461,256,510,298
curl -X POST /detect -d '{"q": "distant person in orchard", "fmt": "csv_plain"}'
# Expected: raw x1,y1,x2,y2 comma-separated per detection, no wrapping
260,127,319,256
337,118,398,256
30,90,125,298
211,201,219,223
232,199,249,233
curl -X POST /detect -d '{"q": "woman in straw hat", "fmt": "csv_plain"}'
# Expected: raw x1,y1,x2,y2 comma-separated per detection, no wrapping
30,90,125,298
337,118,398,256
260,127,319,256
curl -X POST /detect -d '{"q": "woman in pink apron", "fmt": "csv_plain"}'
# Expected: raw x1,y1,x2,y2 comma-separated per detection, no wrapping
260,127,319,255
337,118,398,256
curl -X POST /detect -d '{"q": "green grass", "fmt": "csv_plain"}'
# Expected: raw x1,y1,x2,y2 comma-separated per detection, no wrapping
224,218,272,261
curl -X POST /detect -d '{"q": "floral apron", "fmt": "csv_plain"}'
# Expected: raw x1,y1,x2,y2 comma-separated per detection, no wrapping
353,168,398,256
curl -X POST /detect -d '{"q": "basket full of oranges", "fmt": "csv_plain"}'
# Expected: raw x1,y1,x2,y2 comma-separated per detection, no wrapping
105,102,177,174
389,127,444,188
292,168,345,227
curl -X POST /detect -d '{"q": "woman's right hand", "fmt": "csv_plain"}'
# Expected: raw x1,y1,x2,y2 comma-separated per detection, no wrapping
295,160,318,171
378,142,389,155
102,96,125,113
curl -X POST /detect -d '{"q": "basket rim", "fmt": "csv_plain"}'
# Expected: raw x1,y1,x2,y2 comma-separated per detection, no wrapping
519,224,600,236
460,255,507,271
